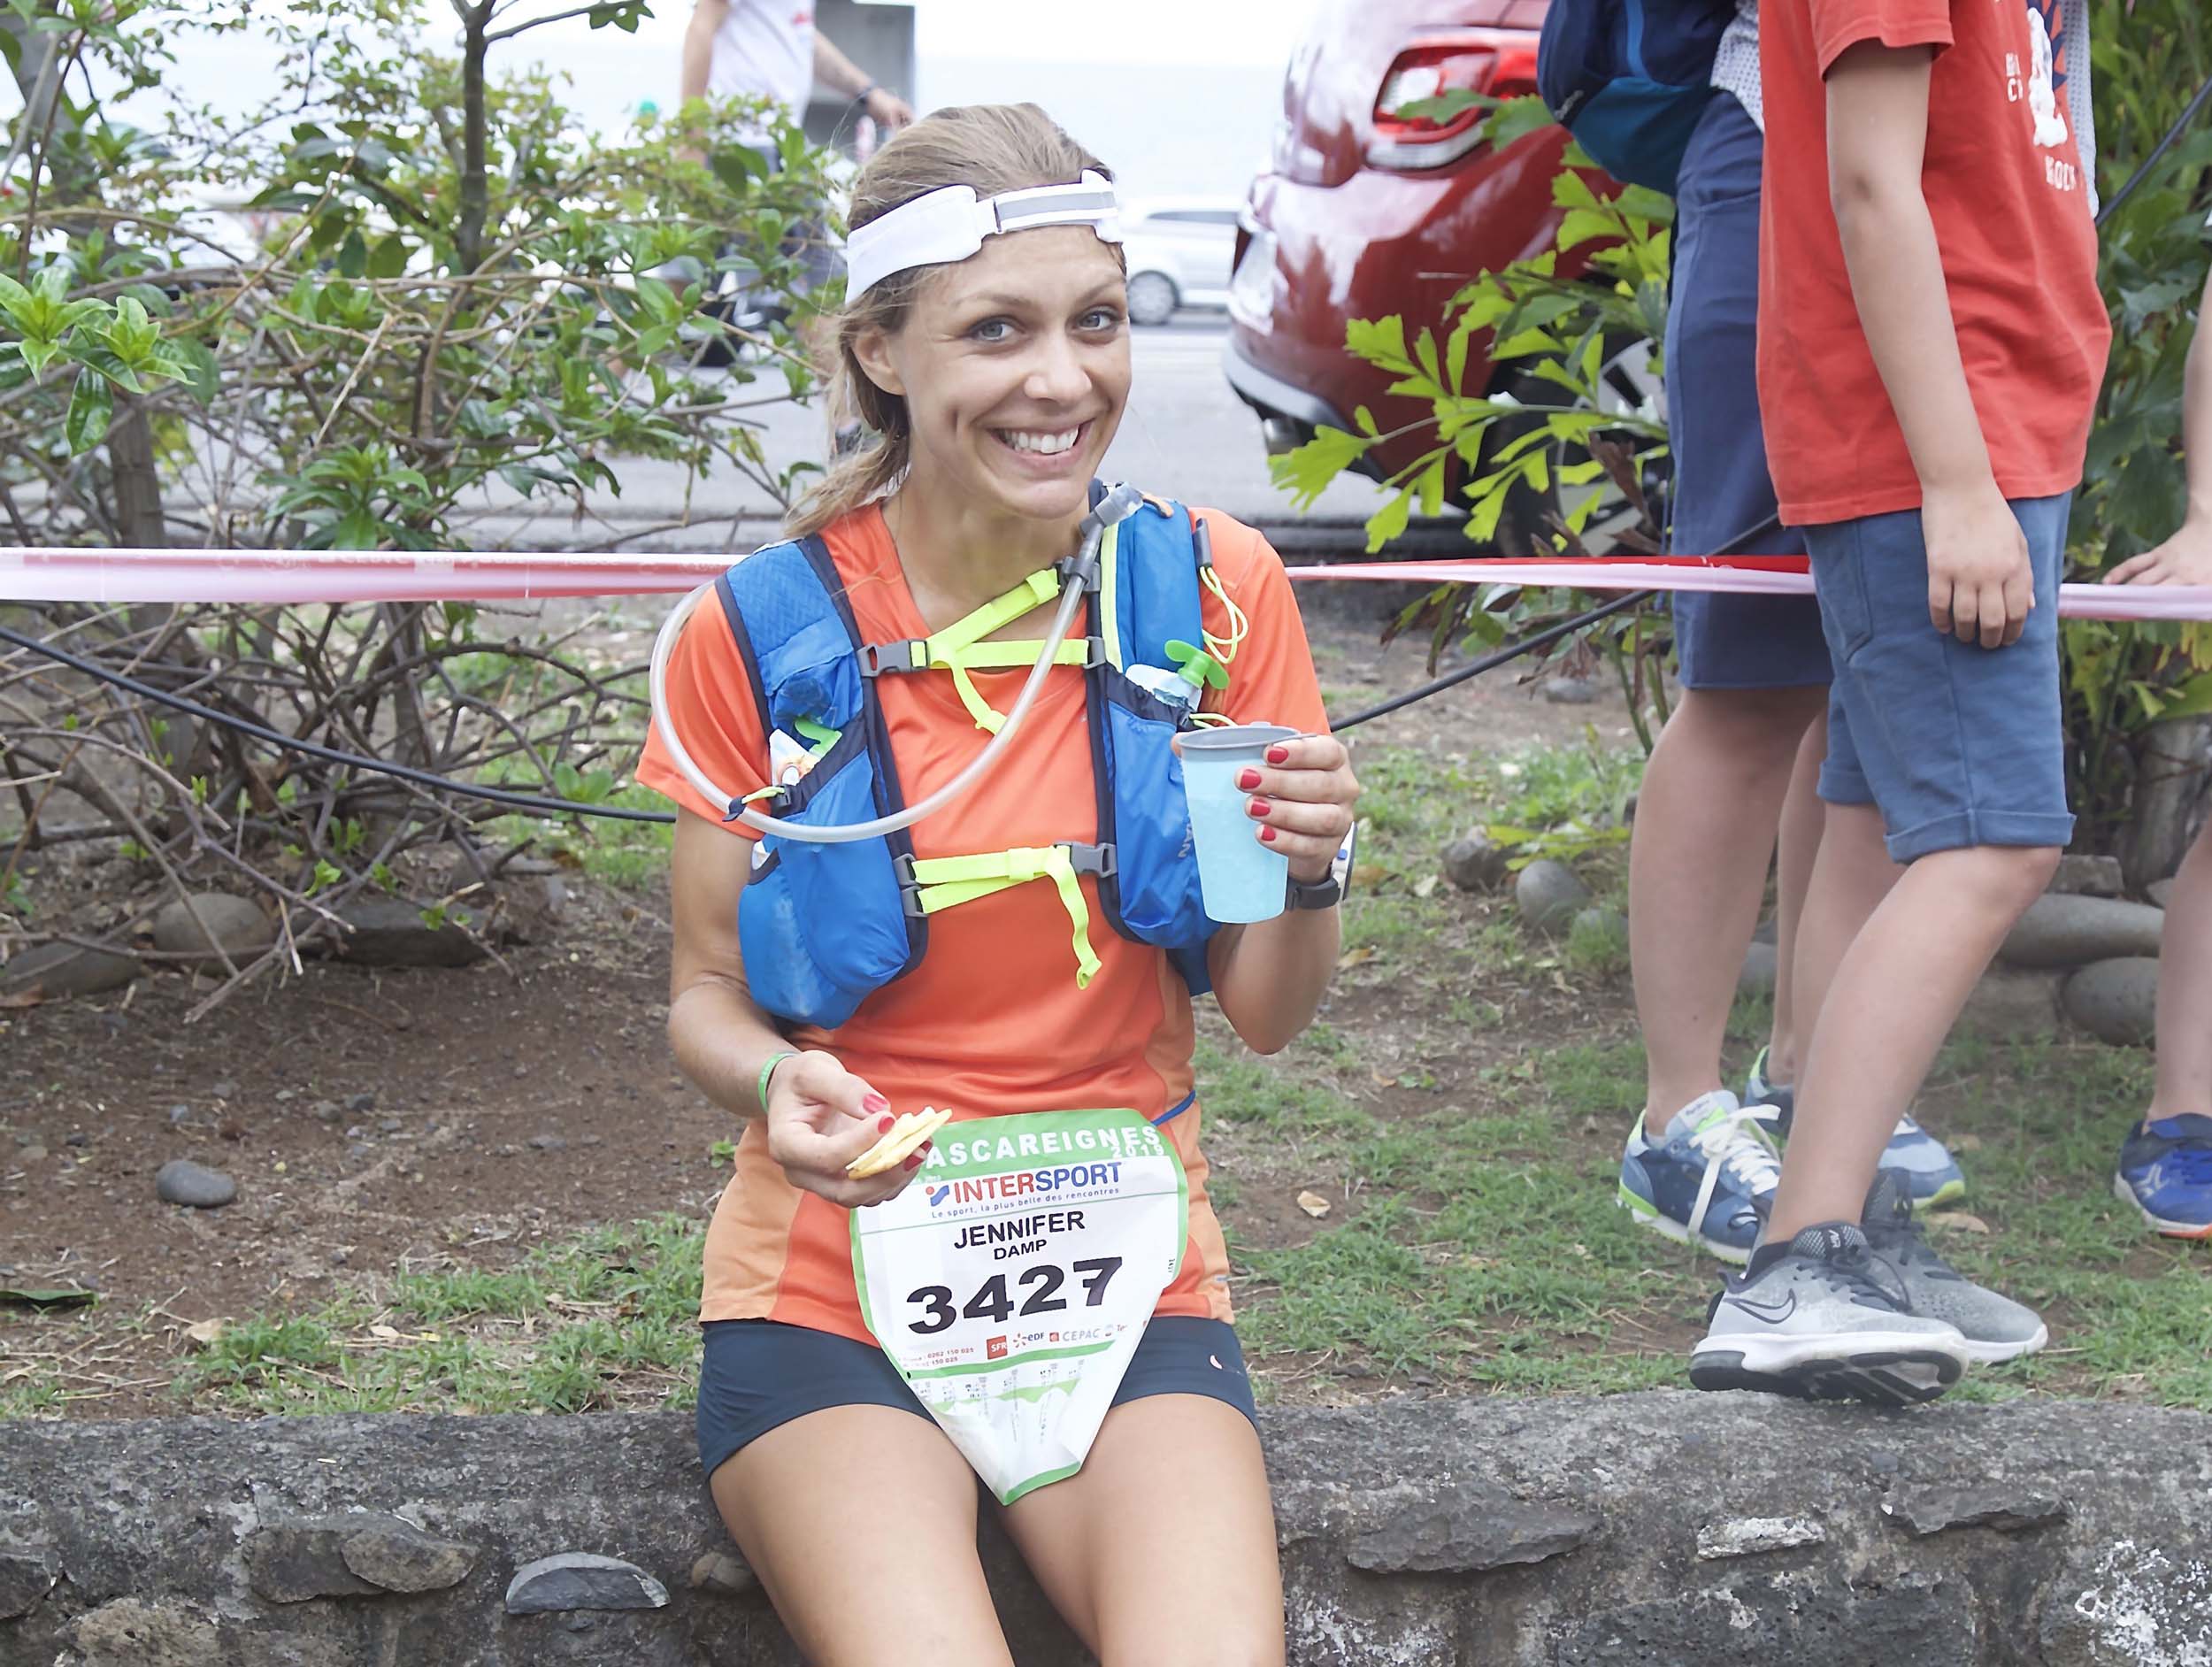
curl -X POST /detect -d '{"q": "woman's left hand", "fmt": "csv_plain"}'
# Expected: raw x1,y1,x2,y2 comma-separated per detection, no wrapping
1233,733,1360,884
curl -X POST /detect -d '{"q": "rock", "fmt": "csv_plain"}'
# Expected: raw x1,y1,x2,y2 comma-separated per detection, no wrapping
2000,895,2165,969
689,1550,759,1596
155,1159,237,1209
1886,1484,2068,1537
2050,854,2125,897
247,1516,479,1602
504,1551,670,1615
337,1519,481,1594
378,1118,403,1133
166,1104,191,1125
211,1079,238,1099
2150,878,2177,909
150,892,273,966
332,897,488,968
495,875,569,945
0,1543,58,1618
1695,1515,1826,1560
1569,906,1628,963
64,1132,86,1148
1345,1485,1596,1574
1955,967,2064,1040
310,1101,343,1124
1542,676,1601,706
68,1596,223,1667
0,941,142,1001
2062,957,2161,1046
1739,939,1778,997
345,1091,377,1114
1441,829,1510,893
1516,859,1592,935
529,1133,568,1152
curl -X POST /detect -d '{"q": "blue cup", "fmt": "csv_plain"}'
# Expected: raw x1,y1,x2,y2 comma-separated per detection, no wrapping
1179,723,1300,924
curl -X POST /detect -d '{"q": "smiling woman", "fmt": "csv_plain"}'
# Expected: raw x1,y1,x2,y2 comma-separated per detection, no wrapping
634,102,1362,1665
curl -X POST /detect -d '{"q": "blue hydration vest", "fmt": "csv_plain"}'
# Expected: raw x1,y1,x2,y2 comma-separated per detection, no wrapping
1536,0,1736,195
713,493,1225,1030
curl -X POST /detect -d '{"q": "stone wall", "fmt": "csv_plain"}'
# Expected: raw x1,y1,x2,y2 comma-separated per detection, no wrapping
5,1394,2211,1665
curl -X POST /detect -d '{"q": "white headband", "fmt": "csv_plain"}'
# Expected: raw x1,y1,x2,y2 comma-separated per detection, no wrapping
845,171,1123,301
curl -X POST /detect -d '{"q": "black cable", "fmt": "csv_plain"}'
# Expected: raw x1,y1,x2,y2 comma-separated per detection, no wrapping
2095,69,2212,230
1326,588,1654,734
0,621,680,825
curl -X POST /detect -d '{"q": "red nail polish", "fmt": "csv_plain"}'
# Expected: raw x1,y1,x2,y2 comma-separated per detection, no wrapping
879,1113,895,1132
903,1152,924,1170
1266,745,1289,764
1236,767,1261,790
1260,826,1279,843
1247,796,1268,818
862,1093,889,1114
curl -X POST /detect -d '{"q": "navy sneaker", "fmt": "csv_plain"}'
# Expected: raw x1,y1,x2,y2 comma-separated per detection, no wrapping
1619,1090,1781,1264
1744,1046,1966,1208
2114,1115,2212,1240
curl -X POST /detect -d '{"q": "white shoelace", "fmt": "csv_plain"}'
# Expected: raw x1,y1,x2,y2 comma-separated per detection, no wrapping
1685,1104,1784,1240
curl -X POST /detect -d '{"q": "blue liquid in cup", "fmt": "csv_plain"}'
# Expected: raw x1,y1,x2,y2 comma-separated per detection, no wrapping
1179,723,1299,924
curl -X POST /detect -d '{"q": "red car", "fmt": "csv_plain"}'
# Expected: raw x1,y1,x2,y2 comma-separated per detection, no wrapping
1225,0,1575,486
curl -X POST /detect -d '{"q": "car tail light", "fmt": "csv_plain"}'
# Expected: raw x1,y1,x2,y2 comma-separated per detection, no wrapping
1366,32,1540,172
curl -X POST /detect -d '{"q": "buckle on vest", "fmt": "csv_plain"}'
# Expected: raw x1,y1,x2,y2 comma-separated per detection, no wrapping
1064,842,1118,880
857,641,926,678
893,851,928,917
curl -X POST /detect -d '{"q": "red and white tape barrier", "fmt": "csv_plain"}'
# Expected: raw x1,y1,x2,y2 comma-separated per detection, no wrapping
4,547,2210,622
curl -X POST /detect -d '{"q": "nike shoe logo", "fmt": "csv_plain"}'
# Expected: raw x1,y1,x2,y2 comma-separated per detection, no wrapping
1724,1291,1797,1325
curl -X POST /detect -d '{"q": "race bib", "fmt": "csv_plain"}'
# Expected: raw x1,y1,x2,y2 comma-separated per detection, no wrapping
850,1108,1187,1505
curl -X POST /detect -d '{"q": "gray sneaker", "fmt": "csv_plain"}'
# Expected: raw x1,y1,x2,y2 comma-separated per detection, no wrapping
1861,1170,2047,1364
1690,1221,1969,1406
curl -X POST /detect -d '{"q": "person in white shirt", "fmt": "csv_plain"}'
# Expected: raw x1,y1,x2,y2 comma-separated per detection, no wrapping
681,1,913,144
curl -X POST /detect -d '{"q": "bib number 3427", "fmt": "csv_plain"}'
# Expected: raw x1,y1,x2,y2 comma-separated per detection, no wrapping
851,1108,1187,1505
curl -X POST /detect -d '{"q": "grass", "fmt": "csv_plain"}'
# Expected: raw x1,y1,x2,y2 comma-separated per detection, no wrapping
172,1215,704,1415
15,729,2204,1418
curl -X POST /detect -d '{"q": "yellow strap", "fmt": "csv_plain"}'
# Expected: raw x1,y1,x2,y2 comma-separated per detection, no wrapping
1201,565,1249,669
921,566,1068,734
906,847,1101,987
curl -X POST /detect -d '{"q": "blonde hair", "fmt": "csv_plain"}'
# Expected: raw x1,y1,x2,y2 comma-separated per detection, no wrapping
785,104,1119,541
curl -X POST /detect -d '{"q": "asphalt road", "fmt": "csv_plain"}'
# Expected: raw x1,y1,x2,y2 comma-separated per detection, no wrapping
471,316,1391,554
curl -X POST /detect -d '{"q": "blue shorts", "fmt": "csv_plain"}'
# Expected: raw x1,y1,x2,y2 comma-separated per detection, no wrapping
696,1316,1259,1482
1809,493,2076,863
1664,93,1827,692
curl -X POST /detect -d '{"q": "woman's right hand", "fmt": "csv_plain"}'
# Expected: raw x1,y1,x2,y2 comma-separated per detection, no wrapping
763,1049,933,1210
2105,513,2212,587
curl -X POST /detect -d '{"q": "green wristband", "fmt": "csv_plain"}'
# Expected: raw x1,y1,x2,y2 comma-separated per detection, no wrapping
757,1050,798,1112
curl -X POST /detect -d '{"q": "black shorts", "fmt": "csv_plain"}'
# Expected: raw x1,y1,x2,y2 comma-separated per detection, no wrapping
696,1315,1258,1482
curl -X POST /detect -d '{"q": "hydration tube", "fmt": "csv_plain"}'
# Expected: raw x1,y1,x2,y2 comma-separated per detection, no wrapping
647,482,1147,842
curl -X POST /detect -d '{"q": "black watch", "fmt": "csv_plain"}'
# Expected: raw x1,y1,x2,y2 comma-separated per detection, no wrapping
1286,872,1342,910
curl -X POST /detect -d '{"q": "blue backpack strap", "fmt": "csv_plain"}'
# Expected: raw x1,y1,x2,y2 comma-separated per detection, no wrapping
718,536,927,1000
1084,495,1218,992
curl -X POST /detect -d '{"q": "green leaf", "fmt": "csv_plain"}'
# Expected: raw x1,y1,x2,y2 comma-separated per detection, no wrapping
336,229,368,280
330,509,382,549
0,1286,96,1310
1345,314,1413,373
710,145,771,195
1270,423,1371,510
1364,489,1414,554
1486,95,1557,150
64,369,112,453
367,235,410,280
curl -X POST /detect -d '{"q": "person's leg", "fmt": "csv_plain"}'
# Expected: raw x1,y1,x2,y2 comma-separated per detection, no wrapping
2149,823,2212,1121
1617,91,1827,1260
2116,819,2212,1236
1766,841,2057,1237
711,1404,1014,1666
1766,495,2074,1242
1781,794,1901,1092
1763,711,1830,1083
1001,1395,1283,1667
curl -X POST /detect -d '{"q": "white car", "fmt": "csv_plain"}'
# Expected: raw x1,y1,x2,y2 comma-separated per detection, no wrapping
1117,200,1241,326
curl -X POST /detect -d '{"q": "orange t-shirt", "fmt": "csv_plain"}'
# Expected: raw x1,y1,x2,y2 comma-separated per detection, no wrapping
1756,0,2110,526
635,502,1329,1343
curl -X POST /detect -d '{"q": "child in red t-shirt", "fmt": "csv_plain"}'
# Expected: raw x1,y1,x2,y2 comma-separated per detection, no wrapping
1691,0,2110,1402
